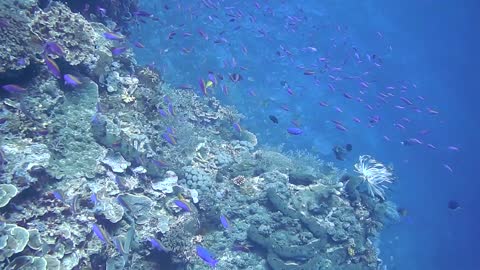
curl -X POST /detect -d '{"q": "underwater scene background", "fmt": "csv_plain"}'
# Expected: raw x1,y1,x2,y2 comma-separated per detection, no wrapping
0,0,478,270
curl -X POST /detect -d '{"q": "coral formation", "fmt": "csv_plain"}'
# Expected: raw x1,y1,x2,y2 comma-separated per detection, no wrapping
0,2,398,269
0,184,18,208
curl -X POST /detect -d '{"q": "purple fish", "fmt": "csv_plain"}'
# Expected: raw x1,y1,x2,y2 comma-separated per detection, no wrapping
133,10,153,17
199,79,207,95
220,215,230,229
208,72,217,86
44,56,61,79
1,84,26,93
149,237,169,252
287,127,303,135
163,95,172,104
196,245,218,267
168,104,175,116
111,47,127,56
232,122,242,133
44,41,64,56
113,237,125,255
63,74,81,87
401,138,423,146
158,108,169,117
335,124,348,132
153,159,169,168
162,132,177,145
90,193,98,205
166,127,175,135
92,224,111,245
103,32,124,40
52,190,65,202
174,200,191,212
134,41,145,48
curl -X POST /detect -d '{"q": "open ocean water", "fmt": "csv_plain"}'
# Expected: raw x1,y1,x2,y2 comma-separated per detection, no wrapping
1,0,479,269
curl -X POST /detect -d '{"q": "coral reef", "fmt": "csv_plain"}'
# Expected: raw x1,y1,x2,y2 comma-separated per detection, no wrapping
0,3,397,269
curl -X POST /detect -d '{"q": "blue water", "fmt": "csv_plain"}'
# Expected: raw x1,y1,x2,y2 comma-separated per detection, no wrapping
131,1,479,269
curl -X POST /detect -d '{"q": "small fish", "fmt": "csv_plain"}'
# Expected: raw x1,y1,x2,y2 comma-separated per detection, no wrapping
52,189,65,202
134,41,145,48
443,164,453,173
426,108,439,115
448,200,460,210
196,245,219,268
397,207,408,217
400,97,413,105
111,47,127,56
90,193,98,205
1,84,26,93
303,70,315,75
153,159,169,168
133,10,153,17
158,108,169,118
229,73,242,83
63,74,82,87
222,85,229,95
318,101,328,107
199,79,208,95
345,144,353,151
44,56,61,78
220,215,230,229
177,84,193,90
208,72,217,86
44,41,64,56
287,127,303,135
70,194,80,214
447,146,460,152
427,143,437,149
113,237,126,255
269,115,279,124
335,124,348,132
165,127,175,135
174,199,191,212
103,32,124,40
114,176,128,191
149,237,169,252
168,104,175,116
92,224,111,245
232,122,242,133
401,138,422,146
162,132,177,145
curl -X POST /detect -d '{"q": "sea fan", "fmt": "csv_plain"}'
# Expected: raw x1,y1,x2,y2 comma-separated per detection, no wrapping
354,155,393,200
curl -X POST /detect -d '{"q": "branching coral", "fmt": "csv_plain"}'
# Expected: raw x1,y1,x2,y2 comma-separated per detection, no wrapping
354,155,393,200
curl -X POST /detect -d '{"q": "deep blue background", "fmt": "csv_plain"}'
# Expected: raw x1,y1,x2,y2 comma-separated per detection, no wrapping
132,1,480,269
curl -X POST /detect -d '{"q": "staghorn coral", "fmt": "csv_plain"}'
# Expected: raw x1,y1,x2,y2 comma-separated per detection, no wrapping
354,155,393,200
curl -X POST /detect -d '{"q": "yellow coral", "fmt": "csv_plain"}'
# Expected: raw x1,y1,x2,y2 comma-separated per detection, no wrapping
121,90,136,103
347,246,355,257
